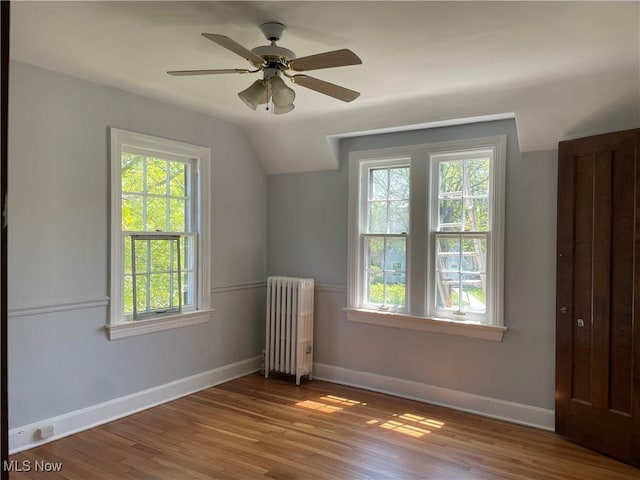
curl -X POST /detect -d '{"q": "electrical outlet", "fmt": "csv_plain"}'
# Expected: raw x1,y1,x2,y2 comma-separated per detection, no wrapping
37,425,54,440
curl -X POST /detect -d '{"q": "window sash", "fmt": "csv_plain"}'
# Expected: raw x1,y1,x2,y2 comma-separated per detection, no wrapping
123,232,197,320
433,232,489,321
434,154,491,234
364,164,410,235
131,234,181,319
121,152,195,233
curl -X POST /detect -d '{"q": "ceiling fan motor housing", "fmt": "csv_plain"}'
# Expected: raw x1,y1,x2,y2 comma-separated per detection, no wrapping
251,45,296,62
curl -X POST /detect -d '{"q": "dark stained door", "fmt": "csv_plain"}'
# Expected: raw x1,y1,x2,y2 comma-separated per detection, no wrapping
556,128,640,465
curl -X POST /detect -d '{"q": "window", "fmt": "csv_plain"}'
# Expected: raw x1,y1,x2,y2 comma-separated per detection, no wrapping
347,136,506,341
361,161,410,311
108,128,211,340
430,151,492,323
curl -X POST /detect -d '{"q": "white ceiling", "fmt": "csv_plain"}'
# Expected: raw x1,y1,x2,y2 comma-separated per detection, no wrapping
10,1,640,174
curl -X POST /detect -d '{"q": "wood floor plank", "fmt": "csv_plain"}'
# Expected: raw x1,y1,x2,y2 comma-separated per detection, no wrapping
9,373,640,479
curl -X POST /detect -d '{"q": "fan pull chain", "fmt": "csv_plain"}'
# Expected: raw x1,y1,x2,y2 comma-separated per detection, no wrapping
266,78,272,112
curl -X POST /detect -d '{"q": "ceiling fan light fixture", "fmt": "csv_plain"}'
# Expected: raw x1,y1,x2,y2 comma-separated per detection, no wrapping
238,80,268,110
270,76,296,107
273,103,295,115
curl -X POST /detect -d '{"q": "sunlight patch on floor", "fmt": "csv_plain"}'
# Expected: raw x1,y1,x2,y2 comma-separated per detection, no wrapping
295,394,366,413
366,413,445,438
398,413,445,429
295,400,343,413
321,395,366,407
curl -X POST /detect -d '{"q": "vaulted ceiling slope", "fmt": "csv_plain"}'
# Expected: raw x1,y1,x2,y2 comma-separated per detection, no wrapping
10,1,640,174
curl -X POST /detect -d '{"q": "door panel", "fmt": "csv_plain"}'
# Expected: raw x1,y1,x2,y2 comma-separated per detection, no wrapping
571,154,594,404
556,129,640,466
610,148,635,415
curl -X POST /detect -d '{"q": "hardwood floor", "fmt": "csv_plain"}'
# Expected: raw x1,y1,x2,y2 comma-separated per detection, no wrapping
9,373,640,479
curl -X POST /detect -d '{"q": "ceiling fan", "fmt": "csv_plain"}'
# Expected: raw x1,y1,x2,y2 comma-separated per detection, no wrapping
168,22,362,114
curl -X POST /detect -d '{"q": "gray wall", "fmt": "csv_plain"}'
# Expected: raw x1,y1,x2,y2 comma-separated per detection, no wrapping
8,61,267,427
268,120,558,409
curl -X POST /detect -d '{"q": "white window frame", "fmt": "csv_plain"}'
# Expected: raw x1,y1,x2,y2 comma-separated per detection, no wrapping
346,136,507,342
107,128,212,340
356,158,411,313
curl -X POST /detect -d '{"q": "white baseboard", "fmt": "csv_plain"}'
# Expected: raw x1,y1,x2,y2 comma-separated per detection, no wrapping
313,363,555,431
9,355,262,454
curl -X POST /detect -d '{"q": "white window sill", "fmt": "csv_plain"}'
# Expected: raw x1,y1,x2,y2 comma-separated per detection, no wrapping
343,308,506,342
106,309,214,340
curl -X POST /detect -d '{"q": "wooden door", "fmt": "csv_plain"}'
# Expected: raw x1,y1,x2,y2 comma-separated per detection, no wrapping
556,128,640,465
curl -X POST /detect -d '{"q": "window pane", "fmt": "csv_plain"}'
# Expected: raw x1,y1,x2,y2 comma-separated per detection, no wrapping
388,200,409,233
368,201,388,233
385,237,406,272
364,237,406,309
135,274,148,314
124,237,148,274
369,168,388,200
135,240,148,273
169,198,186,232
435,236,461,311
461,236,486,314
150,240,171,272
439,161,462,196
124,237,132,274
384,272,406,309
365,237,384,271
172,241,179,271
462,282,487,313
435,235,487,314
149,274,171,310
122,194,144,231
121,154,144,193
146,197,167,231
461,282,486,313
436,271,459,311
439,199,462,231
461,237,486,273
366,271,384,305
436,236,461,269
124,275,133,314
466,158,490,197
147,158,167,195
385,237,406,309
389,167,409,200
464,198,489,232
172,272,182,308
169,162,187,197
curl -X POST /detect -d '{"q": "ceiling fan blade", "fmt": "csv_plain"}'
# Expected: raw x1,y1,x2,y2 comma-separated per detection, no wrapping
292,75,360,102
201,33,265,66
289,49,362,72
167,68,253,76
